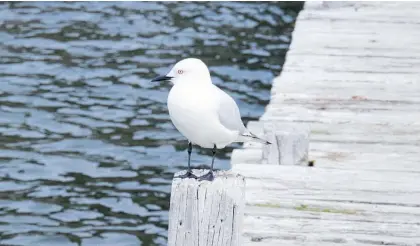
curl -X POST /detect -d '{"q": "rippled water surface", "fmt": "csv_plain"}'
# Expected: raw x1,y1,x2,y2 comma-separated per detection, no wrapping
0,2,302,245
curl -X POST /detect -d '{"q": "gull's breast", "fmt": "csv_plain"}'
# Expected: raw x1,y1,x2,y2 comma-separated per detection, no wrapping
167,84,237,148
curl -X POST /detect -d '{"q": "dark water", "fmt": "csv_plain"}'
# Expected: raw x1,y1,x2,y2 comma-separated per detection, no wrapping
0,2,302,245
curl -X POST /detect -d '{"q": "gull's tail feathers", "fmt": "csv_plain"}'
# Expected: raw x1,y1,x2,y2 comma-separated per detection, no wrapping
238,131,271,145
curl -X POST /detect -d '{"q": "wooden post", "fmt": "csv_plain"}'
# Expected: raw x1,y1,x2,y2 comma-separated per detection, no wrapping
262,122,310,165
168,170,245,246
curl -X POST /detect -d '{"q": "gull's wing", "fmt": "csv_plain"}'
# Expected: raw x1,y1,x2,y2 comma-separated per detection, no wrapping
213,85,247,134
213,85,271,144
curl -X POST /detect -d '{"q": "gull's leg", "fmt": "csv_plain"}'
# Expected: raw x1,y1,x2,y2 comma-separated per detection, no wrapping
177,142,198,179
198,144,216,181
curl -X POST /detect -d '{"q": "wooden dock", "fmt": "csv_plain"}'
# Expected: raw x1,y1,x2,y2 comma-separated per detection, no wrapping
231,2,420,245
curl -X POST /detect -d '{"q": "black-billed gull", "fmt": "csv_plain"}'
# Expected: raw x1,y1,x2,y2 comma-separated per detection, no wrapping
151,58,270,181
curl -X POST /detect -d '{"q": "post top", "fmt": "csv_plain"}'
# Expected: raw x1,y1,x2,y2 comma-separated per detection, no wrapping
172,169,245,185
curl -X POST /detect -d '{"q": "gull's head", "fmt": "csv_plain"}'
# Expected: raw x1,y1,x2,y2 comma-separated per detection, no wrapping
151,58,211,84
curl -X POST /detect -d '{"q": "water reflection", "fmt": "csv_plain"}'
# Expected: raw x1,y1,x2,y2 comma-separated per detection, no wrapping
0,1,302,245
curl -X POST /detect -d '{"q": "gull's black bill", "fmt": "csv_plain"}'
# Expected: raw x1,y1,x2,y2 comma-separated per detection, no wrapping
151,75,172,82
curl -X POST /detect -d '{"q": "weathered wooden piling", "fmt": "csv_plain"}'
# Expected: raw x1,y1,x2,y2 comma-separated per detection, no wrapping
168,170,245,246
262,122,310,165
230,121,310,166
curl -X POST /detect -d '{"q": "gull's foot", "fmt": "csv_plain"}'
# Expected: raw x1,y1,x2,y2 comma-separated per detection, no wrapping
177,170,198,179
198,171,214,182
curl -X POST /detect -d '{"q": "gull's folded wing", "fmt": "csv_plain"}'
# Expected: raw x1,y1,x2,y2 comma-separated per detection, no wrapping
215,85,247,134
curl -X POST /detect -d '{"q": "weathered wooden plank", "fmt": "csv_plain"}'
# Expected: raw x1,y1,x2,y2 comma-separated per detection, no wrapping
243,237,365,246
234,142,420,172
268,120,419,145
270,77,420,105
244,215,420,238
245,205,420,224
233,164,420,245
271,92,420,107
274,71,420,88
310,154,420,172
301,3,420,23
243,216,420,246
289,32,420,57
271,97,420,114
245,182,420,207
306,125,420,148
235,164,420,194
283,54,420,74
309,127,420,146
305,1,420,11
262,106,420,127
261,115,420,146
289,47,420,59
168,170,245,246
294,17,420,35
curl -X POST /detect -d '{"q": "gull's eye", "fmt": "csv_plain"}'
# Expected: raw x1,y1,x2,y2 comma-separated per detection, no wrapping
177,69,184,74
